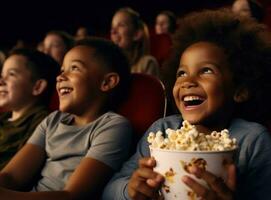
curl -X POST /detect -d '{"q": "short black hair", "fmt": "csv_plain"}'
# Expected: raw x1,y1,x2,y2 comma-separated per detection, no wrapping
9,48,60,107
163,8,271,123
75,37,131,110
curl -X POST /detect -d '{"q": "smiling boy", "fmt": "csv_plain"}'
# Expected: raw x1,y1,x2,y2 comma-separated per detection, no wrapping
0,49,59,169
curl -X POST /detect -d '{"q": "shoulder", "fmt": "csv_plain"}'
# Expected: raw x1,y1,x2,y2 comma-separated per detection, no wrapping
230,118,270,139
90,112,132,137
40,110,72,127
95,111,130,126
139,55,159,66
230,118,271,149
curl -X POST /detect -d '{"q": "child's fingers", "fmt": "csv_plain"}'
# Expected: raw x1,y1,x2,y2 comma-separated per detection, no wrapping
134,165,164,183
182,175,217,200
129,180,158,199
225,164,236,191
139,157,156,168
188,166,234,199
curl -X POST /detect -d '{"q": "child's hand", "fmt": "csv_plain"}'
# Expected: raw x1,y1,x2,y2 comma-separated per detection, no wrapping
128,157,165,200
182,164,236,200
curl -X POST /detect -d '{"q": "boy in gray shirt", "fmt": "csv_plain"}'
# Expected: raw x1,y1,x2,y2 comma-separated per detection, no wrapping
0,38,133,200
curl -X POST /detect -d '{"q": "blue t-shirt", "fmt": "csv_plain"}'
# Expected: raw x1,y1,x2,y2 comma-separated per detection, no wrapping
102,115,271,200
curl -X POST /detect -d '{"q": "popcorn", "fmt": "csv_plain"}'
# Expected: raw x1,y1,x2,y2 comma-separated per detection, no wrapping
148,120,237,151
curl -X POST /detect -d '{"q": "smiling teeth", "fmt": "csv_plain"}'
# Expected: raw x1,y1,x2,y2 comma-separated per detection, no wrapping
184,96,203,101
59,88,72,95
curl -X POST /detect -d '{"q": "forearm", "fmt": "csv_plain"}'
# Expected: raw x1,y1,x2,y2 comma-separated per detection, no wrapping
0,172,18,189
0,187,74,200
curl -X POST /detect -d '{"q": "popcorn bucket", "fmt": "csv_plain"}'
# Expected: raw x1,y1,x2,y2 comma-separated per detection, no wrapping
150,147,236,200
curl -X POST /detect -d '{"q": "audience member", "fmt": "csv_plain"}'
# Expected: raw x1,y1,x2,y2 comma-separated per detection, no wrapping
111,7,160,78
155,10,177,35
232,0,265,22
42,30,74,65
0,37,132,199
36,41,44,52
0,49,60,169
102,8,271,200
0,50,6,71
74,26,89,41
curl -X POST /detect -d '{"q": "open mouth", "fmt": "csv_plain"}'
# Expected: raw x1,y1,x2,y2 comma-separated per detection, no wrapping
59,87,73,96
0,91,7,96
183,95,205,107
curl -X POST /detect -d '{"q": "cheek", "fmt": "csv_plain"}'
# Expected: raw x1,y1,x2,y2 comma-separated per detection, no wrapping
172,82,180,100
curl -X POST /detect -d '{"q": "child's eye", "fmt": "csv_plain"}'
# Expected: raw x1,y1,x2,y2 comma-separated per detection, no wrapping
71,65,79,71
8,70,16,77
176,69,187,78
201,67,214,74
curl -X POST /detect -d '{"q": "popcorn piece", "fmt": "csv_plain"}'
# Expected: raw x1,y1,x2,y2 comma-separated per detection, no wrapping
148,120,237,151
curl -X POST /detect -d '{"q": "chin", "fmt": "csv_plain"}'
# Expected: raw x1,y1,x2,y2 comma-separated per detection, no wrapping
182,114,204,125
58,103,70,113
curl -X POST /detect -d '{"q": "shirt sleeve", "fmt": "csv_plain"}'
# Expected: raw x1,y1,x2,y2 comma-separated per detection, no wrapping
86,115,133,171
26,116,47,148
238,129,271,199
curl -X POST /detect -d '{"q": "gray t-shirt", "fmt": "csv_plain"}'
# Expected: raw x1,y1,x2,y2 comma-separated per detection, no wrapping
27,111,132,191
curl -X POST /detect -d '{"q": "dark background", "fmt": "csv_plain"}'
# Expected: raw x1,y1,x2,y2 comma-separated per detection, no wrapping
0,0,249,50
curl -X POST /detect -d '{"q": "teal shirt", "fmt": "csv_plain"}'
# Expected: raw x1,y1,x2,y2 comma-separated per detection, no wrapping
0,106,49,169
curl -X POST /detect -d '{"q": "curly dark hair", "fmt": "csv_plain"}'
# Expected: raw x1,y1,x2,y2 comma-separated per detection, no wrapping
163,8,271,123
75,37,131,110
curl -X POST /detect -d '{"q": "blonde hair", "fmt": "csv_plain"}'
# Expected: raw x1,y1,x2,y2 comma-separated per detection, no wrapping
116,7,150,66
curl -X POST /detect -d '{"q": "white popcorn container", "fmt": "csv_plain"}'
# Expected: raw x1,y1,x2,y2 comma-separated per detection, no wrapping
150,147,236,200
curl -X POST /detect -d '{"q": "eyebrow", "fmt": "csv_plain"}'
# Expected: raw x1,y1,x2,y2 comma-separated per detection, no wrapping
179,61,221,69
62,59,87,70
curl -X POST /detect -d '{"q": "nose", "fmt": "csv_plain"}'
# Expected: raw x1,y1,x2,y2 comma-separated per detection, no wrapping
56,72,67,83
180,76,198,89
0,76,6,86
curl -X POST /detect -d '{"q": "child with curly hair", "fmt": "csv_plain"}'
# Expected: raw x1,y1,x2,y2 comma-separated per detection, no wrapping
102,8,271,200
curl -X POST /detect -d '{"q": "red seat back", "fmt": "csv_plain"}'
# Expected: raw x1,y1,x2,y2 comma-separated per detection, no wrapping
117,73,167,142
49,90,59,111
150,33,172,66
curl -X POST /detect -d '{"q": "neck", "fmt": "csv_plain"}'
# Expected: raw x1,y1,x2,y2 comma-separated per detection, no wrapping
71,101,107,126
11,101,38,121
195,118,232,134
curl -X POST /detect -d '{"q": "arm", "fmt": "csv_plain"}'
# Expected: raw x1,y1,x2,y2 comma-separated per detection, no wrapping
102,116,180,200
0,143,46,190
0,158,113,200
102,133,157,200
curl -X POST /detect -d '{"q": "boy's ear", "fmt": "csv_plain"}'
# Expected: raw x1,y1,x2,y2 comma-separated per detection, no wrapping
133,29,143,41
234,87,249,103
100,73,120,92
32,79,48,96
